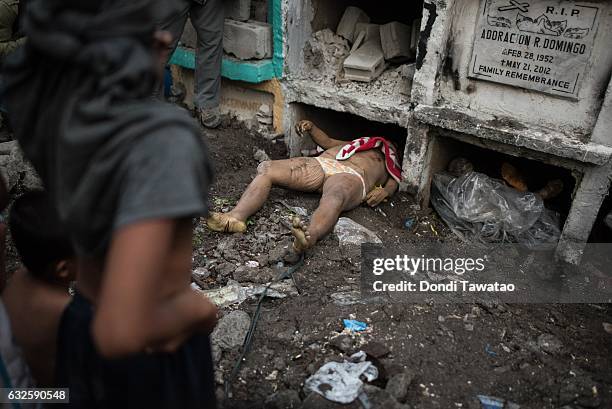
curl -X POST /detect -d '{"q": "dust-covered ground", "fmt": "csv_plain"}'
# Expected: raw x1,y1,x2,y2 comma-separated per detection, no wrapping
193,122,612,409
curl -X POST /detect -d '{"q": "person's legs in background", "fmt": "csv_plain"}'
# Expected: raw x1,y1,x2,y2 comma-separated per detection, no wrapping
153,0,191,99
191,0,224,129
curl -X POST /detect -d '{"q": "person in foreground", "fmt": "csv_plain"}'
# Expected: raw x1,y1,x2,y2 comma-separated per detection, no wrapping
207,120,401,252
1,191,76,388
3,1,217,408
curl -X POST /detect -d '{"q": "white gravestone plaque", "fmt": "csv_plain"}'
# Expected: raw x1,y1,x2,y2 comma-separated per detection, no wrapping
469,0,602,99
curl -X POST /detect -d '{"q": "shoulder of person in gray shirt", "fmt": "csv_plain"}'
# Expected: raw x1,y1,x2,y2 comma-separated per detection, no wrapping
115,127,211,231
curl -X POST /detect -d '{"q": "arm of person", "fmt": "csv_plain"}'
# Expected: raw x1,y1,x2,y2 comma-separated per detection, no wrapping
92,218,217,358
296,120,346,150
365,177,399,207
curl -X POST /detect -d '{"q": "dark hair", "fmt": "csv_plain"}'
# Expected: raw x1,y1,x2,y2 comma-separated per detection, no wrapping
9,191,74,277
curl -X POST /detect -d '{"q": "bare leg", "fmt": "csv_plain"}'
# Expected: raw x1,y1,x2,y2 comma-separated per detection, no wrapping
208,158,324,233
292,174,363,252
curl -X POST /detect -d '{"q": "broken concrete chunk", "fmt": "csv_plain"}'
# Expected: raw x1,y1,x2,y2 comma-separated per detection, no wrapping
343,39,388,83
380,21,413,62
211,310,250,350
344,40,385,69
336,6,370,43
344,63,387,83
355,23,381,44
385,371,415,402
225,0,251,22
334,217,382,265
349,30,366,54
224,19,272,60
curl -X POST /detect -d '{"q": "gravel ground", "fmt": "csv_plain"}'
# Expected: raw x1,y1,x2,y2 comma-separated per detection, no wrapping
193,121,612,409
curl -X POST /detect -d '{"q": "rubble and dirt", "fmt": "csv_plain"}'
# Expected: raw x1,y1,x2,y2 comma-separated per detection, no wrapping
191,121,612,409
299,30,414,106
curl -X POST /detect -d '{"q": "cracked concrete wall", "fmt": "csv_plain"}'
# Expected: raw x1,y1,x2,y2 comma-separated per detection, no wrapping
591,77,612,146
436,0,612,141
283,0,314,76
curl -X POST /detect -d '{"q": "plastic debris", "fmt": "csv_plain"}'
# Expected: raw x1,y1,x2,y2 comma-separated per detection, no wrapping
403,217,415,230
245,260,260,268
279,200,308,217
331,291,363,306
334,217,382,246
200,280,298,308
485,344,498,357
477,395,520,409
430,172,561,248
343,319,368,332
604,322,612,335
304,351,378,404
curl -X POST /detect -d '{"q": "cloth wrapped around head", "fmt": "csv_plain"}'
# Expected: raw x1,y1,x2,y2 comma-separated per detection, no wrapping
2,0,208,256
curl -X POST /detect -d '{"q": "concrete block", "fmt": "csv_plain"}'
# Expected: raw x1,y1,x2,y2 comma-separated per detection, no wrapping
344,40,385,71
343,40,387,82
355,23,381,43
336,6,370,43
380,21,413,62
344,62,387,82
181,19,197,49
225,0,251,22
223,19,272,60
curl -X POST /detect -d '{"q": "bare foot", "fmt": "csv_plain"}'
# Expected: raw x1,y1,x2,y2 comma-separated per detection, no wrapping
291,216,312,253
206,212,247,233
501,162,528,192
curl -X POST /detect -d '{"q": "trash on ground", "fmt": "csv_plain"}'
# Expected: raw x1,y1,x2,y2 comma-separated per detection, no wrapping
278,200,308,217
335,217,382,246
304,351,378,404
477,395,520,409
485,344,498,357
603,322,612,335
331,291,363,306
403,217,415,230
343,319,368,332
430,172,561,248
200,279,297,308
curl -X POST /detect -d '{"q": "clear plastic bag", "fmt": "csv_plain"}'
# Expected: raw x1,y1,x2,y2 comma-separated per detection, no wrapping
430,172,561,248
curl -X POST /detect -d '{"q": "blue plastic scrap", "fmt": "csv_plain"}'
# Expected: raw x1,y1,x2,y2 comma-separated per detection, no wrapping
485,344,498,357
343,319,368,332
403,217,416,230
478,395,520,409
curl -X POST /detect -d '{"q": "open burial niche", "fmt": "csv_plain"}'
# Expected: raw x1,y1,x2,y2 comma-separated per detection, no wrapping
291,103,407,160
294,0,424,104
426,134,578,247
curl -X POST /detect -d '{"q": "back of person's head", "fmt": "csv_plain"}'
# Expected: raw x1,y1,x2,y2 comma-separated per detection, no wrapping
9,191,75,284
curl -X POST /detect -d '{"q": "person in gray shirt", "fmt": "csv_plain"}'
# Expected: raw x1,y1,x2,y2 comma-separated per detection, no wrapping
157,0,224,128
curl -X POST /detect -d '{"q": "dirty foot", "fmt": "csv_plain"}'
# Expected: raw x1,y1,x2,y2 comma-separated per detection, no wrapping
291,216,312,253
501,162,528,192
206,212,247,233
535,179,564,201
